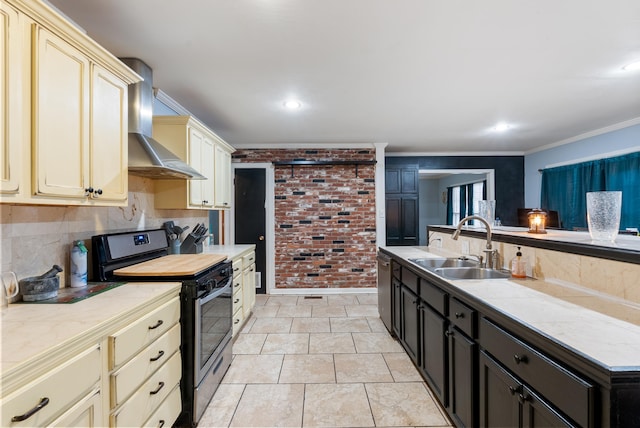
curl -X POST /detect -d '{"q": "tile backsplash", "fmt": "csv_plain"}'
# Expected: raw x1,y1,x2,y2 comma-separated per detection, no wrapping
430,230,640,304
0,175,208,286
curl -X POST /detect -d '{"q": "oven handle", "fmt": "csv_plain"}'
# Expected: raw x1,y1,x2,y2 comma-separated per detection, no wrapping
199,277,232,305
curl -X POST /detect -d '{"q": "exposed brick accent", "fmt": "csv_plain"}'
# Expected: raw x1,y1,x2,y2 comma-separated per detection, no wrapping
234,149,377,289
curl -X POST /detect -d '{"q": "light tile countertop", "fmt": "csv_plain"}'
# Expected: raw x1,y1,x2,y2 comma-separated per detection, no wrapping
0,282,181,374
381,246,640,370
432,224,640,252
1,246,254,376
202,244,255,258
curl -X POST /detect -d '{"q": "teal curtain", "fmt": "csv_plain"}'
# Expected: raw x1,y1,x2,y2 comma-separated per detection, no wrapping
602,152,640,230
446,187,453,224
540,152,640,230
459,185,467,222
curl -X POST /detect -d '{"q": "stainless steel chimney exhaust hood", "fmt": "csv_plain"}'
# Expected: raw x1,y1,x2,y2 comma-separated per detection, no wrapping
121,58,205,180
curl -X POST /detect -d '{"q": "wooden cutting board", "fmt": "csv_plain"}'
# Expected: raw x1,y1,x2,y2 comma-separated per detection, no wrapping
114,254,228,277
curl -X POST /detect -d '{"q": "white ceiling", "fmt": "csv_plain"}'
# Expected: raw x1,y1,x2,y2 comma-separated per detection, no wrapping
47,0,640,154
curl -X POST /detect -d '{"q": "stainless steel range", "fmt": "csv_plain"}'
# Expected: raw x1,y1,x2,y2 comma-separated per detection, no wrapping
92,229,232,427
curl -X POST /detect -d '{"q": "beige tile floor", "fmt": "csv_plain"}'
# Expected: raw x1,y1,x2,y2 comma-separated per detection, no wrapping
198,293,454,428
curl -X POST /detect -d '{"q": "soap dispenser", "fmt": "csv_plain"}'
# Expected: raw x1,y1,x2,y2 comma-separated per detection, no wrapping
511,246,527,278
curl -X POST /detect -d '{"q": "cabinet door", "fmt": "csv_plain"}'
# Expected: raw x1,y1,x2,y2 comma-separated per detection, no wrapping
0,2,20,194
90,64,128,202
420,303,448,405
479,351,521,428
385,195,418,246
242,264,255,318
385,196,402,245
200,136,215,207
401,195,418,244
33,26,90,198
49,388,102,428
214,144,231,208
522,386,576,428
400,167,418,193
400,286,420,363
391,279,402,338
448,327,477,428
188,126,205,206
385,166,418,193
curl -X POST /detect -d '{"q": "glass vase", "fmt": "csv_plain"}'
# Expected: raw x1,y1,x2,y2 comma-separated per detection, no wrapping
586,191,622,242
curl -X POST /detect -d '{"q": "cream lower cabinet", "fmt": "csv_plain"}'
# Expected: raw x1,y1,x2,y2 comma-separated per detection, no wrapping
108,299,182,427
49,388,102,428
231,248,256,335
0,0,138,206
153,115,235,210
0,345,101,427
232,257,244,335
0,289,181,428
242,252,256,319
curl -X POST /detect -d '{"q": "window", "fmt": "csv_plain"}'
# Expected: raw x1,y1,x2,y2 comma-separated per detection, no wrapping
447,181,486,225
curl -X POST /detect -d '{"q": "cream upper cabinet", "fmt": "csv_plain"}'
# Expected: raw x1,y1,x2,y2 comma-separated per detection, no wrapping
33,25,90,199
186,126,214,208
0,0,139,206
214,143,233,209
89,64,129,202
33,29,129,203
0,2,21,195
153,115,233,210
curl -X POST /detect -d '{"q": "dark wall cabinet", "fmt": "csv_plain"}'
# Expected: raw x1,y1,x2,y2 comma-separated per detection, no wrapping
380,251,629,428
385,165,419,245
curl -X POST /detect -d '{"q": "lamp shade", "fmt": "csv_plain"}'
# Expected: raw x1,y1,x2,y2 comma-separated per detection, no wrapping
528,209,547,234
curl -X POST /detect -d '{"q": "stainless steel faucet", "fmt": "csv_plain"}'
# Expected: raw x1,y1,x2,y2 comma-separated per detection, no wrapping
452,215,498,269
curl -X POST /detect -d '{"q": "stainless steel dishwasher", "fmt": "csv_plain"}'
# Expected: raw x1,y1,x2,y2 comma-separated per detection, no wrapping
377,252,393,333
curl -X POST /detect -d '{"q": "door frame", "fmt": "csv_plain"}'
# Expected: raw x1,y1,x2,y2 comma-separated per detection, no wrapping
228,163,275,294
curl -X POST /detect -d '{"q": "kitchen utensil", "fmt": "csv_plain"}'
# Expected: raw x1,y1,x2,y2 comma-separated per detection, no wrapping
1,271,19,310
20,265,63,301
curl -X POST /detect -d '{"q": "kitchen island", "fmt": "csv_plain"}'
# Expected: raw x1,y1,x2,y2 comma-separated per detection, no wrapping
380,241,640,428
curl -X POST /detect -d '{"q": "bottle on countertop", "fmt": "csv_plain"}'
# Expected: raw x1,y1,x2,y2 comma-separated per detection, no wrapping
511,246,527,278
70,241,88,288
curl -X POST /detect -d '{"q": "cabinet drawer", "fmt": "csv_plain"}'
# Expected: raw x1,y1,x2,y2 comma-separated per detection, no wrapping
449,297,476,338
1,345,100,427
391,260,401,280
111,351,181,428
233,305,244,335
111,323,181,407
480,318,593,427
233,275,242,295
242,252,255,267
420,279,447,316
232,260,242,278
401,267,419,294
109,298,180,369
233,287,242,310
142,384,181,428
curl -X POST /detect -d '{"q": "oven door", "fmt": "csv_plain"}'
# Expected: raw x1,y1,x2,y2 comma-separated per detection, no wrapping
194,277,232,384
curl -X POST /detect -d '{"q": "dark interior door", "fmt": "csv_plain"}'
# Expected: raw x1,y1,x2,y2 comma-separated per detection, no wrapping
234,168,266,294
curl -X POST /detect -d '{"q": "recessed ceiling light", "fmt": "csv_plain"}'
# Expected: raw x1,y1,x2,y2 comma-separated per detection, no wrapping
283,100,302,110
622,60,640,71
493,122,511,132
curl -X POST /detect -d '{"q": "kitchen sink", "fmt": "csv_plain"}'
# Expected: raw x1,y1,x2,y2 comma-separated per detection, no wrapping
409,258,480,270
433,267,512,280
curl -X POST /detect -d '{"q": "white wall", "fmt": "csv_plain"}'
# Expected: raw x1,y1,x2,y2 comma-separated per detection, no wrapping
524,121,640,207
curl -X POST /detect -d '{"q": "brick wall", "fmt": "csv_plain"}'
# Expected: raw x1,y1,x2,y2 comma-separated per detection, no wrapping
233,149,377,289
